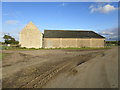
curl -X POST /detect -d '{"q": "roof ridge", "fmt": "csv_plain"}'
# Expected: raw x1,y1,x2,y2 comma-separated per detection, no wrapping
44,30,93,32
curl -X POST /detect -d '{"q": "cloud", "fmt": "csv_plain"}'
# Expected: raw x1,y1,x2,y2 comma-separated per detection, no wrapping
2,28,21,41
5,20,20,25
2,23,27,41
99,27,119,40
60,3,67,6
3,12,22,18
89,4,118,13
0,32,5,42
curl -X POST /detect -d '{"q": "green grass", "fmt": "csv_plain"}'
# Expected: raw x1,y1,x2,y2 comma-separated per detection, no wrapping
0,53,9,60
8,47,111,50
0,53,2,60
1,45,111,51
44,47,111,50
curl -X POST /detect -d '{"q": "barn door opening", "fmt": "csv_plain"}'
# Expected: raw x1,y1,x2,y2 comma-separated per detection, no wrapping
47,41,52,48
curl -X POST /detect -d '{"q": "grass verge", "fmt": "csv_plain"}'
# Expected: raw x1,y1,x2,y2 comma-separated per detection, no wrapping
0,53,9,60
2,45,111,50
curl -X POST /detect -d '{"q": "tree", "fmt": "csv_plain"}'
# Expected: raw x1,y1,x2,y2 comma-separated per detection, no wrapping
3,34,19,45
118,40,120,46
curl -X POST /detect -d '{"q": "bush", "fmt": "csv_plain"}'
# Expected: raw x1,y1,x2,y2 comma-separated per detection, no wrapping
30,48,36,49
20,47,27,49
3,34,19,45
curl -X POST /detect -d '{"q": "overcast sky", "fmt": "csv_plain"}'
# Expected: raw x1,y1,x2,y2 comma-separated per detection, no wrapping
1,2,119,41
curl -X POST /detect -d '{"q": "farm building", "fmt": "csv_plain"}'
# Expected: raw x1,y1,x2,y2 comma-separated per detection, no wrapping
19,22,105,48
43,30,105,48
19,22,43,48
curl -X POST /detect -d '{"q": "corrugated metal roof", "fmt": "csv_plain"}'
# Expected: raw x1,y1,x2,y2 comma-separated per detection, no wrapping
44,30,105,38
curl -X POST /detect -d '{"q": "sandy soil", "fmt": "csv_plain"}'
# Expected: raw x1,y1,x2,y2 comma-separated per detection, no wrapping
2,47,118,88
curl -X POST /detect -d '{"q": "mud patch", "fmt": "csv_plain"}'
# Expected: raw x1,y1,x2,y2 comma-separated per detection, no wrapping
101,53,105,57
76,60,85,66
70,69,78,75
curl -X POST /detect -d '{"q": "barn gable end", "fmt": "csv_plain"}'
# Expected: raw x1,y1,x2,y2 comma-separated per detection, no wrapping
19,22,43,48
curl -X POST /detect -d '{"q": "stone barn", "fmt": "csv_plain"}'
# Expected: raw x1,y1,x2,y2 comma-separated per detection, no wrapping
43,30,105,48
19,22,105,48
19,22,43,48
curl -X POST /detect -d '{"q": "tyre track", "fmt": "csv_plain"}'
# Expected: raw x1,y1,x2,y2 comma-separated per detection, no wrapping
21,52,102,88
21,59,72,88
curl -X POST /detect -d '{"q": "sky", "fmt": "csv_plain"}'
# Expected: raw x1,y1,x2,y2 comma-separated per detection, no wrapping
1,2,119,41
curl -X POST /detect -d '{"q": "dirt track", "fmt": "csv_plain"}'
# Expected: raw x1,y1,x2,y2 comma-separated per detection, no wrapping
2,47,118,88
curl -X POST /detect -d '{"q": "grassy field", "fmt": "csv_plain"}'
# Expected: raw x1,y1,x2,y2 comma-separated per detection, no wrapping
47,47,111,50
1,45,111,51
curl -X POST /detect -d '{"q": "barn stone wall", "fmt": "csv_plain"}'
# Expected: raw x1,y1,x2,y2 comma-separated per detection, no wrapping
19,22,43,48
43,38,105,48
91,38,105,47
